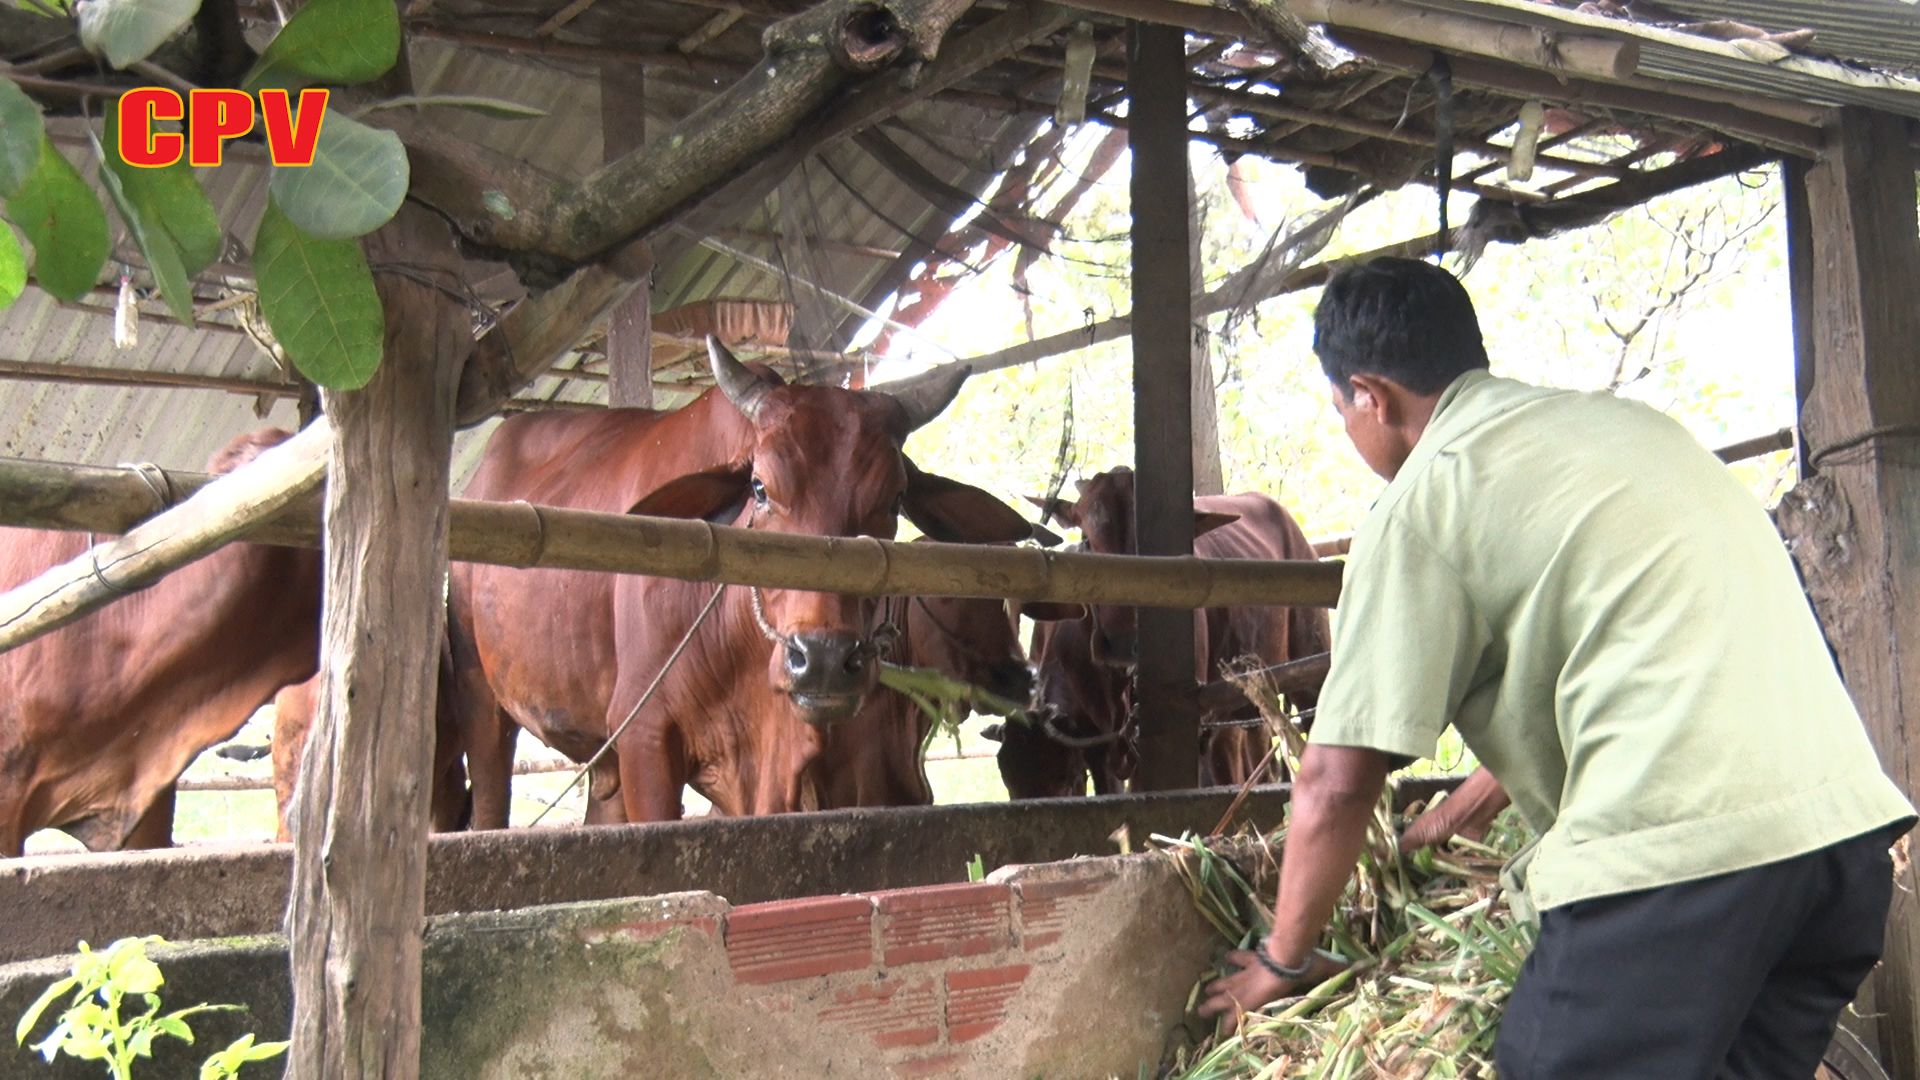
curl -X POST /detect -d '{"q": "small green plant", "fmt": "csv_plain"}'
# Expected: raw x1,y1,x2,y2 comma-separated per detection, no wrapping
965,853,986,882
14,936,288,1080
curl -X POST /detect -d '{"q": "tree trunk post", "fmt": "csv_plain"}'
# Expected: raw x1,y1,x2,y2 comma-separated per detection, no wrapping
602,64,655,409
1187,159,1225,497
285,205,471,1080
1783,106,1920,1079
1127,19,1200,791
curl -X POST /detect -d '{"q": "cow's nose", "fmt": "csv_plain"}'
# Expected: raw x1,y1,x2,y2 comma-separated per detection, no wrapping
989,661,1033,703
784,631,869,696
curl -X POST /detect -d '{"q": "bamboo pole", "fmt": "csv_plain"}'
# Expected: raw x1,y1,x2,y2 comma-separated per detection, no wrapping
0,460,1344,613
0,422,1800,653
0,422,330,654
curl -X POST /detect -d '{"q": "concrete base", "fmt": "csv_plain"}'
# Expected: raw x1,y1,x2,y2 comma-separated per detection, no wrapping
3,851,1238,1079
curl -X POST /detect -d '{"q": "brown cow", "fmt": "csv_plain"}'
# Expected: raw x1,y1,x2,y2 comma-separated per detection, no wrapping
811,592,1032,809
448,339,1036,825
991,611,1133,799
1029,467,1330,787
269,632,472,841
0,430,322,857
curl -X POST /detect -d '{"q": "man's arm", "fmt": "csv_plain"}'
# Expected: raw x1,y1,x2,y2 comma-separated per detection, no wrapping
1198,743,1394,1020
1400,764,1509,852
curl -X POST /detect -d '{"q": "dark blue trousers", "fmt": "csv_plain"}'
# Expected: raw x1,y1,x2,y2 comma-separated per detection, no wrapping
1495,823,1908,1079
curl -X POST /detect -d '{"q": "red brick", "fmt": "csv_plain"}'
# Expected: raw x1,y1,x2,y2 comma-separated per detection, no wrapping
726,895,875,984
872,882,1014,967
945,963,1029,1043
1014,877,1104,951
819,976,941,1050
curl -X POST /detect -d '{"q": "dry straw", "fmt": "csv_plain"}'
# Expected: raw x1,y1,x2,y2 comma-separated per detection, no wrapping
1154,665,1536,1080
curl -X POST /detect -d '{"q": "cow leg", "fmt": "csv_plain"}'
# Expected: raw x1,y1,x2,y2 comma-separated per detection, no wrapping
618,723,685,822
272,674,322,843
584,787,627,825
124,784,177,850
465,708,518,830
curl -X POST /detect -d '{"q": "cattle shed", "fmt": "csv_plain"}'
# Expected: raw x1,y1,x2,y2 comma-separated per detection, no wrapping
1,0,1918,1076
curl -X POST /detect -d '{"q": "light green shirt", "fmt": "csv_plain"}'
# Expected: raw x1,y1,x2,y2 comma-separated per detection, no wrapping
1311,370,1914,914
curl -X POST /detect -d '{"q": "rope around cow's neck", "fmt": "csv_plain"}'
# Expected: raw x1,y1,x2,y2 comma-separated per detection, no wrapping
528,580,729,827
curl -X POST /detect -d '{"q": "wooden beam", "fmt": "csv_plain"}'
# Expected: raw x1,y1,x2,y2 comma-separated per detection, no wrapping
0,422,330,656
601,63,655,409
1127,19,1201,792
1781,106,1920,1080
286,206,468,1080
405,26,747,81
1326,29,1826,157
0,357,298,398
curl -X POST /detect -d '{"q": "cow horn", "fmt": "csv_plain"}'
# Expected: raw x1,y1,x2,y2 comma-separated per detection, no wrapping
884,363,971,432
709,335,772,420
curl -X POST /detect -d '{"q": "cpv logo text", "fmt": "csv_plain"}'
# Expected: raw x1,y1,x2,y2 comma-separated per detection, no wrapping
117,88,330,168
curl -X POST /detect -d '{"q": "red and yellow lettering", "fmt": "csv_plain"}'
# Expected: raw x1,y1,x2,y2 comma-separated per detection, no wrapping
258,89,329,167
187,89,255,168
116,88,184,168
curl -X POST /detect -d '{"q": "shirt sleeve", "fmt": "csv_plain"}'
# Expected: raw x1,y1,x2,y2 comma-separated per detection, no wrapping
1309,514,1492,761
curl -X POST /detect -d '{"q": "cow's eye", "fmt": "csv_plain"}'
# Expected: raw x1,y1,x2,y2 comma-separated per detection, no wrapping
751,477,769,508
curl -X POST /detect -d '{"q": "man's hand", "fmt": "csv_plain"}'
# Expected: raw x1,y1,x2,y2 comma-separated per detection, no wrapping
1198,949,1348,1021
1400,765,1510,853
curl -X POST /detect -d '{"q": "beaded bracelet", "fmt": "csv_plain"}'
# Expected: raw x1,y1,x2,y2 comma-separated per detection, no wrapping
1252,940,1317,981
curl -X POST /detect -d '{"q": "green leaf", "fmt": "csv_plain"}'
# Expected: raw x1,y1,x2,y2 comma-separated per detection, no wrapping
15,975,77,1045
0,78,45,198
0,225,23,309
241,0,399,91
76,0,203,69
244,1038,290,1061
95,110,223,322
355,94,547,121
267,108,407,240
4,136,110,301
253,198,383,389
151,1015,194,1043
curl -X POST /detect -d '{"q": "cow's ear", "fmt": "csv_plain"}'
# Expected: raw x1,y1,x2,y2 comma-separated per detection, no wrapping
1024,495,1079,529
1028,522,1065,548
628,467,751,525
903,460,1036,543
1020,600,1087,622
1194,510,1240,538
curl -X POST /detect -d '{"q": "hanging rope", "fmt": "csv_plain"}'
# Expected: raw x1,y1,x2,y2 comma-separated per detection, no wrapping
1427,53,1456,262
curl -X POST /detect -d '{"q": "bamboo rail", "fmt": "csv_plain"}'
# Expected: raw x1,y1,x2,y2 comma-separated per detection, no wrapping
0,458,1345,610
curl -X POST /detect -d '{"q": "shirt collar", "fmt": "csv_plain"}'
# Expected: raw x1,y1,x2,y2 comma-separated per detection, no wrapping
1388,368,1493,491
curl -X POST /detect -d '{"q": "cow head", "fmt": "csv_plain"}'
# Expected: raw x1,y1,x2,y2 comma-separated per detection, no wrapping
630,337,1037,728
907,594,1033,707
993,613,1133,799
1026,467,1237,668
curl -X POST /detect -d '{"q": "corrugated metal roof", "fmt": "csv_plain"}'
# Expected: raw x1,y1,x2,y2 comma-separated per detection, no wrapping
1410,0,1920,117
1651,0,1920,78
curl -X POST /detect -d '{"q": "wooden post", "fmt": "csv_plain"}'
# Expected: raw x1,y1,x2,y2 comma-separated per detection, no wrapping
285,205,471,1080
1127,19,1200,791
1782,107,1920,1079
1782,156,1817,478
601,64,655,409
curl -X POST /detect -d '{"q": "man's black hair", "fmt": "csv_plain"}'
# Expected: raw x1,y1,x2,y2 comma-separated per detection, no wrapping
1313,257,1490,396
